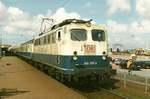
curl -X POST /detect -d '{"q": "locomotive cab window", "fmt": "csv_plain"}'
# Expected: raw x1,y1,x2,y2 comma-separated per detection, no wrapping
71,29,87,41
92,29,105,41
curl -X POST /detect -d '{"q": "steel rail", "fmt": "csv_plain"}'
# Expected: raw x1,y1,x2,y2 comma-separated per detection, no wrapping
100,88,128,99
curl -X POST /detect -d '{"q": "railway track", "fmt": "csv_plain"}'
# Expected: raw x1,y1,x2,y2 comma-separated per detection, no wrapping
100,88,127,99
70,76,149,99
77,87,127,99
69,80,127,99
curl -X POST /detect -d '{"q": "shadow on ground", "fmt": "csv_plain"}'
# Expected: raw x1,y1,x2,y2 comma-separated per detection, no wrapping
0,88,30,98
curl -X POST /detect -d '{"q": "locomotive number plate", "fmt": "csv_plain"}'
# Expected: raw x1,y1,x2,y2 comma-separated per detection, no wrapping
84,44,96,54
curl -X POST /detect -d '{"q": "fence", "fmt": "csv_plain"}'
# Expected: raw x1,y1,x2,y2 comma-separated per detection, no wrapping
113,71,150,93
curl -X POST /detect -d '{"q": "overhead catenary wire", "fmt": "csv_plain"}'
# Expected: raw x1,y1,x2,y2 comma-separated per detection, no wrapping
61,0,71,8
40,0,72,33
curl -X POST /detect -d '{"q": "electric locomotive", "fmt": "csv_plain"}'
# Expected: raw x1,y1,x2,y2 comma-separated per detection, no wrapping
13,19,115,82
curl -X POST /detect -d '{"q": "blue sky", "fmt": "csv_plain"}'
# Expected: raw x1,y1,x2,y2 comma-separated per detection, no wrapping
2,0,108,23
0,0,150,49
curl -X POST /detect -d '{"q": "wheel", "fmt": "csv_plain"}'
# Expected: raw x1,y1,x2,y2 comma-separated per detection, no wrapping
60,74,64,82
47,69,52,76
146,66,149,69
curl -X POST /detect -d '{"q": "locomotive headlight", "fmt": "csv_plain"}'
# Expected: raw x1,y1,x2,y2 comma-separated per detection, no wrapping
73,56,78,61
102,51,107,60
73,51,78,61
102,56,106,60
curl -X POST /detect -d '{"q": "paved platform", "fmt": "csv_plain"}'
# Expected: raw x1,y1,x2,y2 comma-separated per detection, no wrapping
0,57,86,99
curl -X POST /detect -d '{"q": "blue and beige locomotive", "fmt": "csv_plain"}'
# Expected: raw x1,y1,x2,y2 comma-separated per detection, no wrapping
13,19,114,82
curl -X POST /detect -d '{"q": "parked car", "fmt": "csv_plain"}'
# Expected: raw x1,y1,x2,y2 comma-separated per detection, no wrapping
113,58,127,68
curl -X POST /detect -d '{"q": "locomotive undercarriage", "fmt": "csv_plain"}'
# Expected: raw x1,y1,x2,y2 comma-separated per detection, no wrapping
35,62,114,85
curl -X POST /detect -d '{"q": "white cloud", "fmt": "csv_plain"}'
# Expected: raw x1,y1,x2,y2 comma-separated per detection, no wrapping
130,19,150,33
107,0,150,35
136,0,150,18
0,1,81,45
3,25,16,33
8,7,24,17
0,1,7,25
107,20,127,33
49,8,81,24
107,19,150,48
108,0,131,15
2,6,38,35
107,19,150,34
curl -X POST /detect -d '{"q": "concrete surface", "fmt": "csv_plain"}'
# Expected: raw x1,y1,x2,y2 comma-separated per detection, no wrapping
0,56,86,99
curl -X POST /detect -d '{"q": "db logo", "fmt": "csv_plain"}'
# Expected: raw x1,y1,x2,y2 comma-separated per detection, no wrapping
84,45,96,54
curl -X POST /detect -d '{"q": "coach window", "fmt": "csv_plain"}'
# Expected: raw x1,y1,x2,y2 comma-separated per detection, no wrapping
36,40,38,45
50,34,52,43
44,36,46,44
92,29,105,41
71,29,87,41
58,31,61,41
39,39,41,45
34,40,36,45
36,39,38,45
41,37,43,45
47,35,49,44
48,34,50,44
52,33,56,43
46,36,47,44
37,39,39,45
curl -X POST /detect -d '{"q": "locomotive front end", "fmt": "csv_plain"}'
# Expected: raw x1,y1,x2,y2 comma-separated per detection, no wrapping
61,22,114,82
